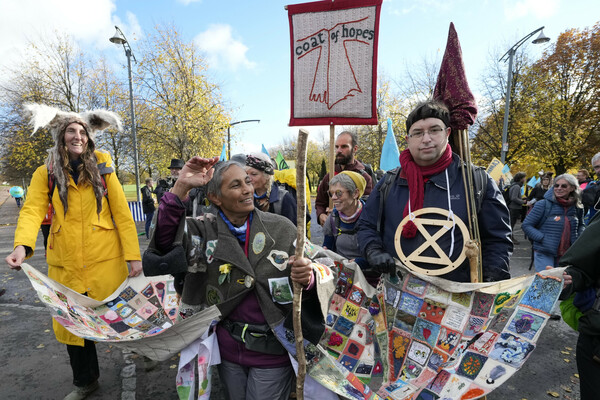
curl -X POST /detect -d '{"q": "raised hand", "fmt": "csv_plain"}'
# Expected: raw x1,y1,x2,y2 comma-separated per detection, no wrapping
171,156,220,199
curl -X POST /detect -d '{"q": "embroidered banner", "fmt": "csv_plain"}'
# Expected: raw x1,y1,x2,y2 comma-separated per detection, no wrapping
22,254,564,399
21,264,221,361
273,261,564,400
288,0,382,126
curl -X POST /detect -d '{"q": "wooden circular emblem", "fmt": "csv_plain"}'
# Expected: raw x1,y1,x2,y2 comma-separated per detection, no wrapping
394,207,470,276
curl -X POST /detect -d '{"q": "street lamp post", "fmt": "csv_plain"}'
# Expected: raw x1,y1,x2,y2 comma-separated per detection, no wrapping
499,26,550,164
109,26,141,202
227,120,260,159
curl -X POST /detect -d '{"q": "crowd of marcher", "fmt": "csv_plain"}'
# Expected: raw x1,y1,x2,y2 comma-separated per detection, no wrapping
3,101,600,400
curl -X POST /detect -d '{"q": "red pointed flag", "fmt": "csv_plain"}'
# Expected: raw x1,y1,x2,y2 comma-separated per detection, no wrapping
433,22,477,130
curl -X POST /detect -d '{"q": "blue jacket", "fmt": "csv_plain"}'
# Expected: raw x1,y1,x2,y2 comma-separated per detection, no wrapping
521,189,584,256
357,153,512,282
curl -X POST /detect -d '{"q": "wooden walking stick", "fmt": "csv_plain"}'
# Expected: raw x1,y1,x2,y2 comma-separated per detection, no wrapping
293,128,309,399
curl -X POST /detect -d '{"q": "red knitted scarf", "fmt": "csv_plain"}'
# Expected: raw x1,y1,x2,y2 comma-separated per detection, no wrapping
398,144,453,238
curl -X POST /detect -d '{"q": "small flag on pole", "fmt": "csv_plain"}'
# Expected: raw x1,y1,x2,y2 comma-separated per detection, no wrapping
219,143,227,161
276,151,289,170
261,144,270,158
501,164,510,174
527,176,537,188
380,118,400,171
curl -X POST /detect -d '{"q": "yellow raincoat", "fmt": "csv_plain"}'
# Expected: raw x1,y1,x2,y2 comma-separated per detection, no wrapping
14,150,141,346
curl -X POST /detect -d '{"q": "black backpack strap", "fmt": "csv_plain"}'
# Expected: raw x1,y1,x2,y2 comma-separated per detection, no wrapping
377,167,400,232
470,165,488,214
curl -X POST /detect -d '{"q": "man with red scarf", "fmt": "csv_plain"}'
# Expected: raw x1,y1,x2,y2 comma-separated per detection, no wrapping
357,101,512,282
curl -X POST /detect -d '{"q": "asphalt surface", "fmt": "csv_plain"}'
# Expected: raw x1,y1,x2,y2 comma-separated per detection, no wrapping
0,188,581,399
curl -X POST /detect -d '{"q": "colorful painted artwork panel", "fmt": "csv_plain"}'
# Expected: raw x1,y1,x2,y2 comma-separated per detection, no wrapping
489,333,535,368
506,307,547,341
418,299,446,324
403,275,428,297
519,274,562,313
398,293,424,316
471,292,495,317
492,290,522,314
412,318,441,348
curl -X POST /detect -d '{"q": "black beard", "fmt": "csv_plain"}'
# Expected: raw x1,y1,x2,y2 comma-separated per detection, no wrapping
335,153,352,165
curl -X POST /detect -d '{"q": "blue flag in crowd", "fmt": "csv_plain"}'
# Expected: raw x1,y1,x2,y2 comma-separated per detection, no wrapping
219,143,227,161
527,176,538,188
380,118,400,171
261,144,270,158
501,164,510,174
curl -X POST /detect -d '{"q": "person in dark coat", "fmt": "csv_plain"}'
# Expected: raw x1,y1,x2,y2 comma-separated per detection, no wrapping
559,211,600,400
357,100,512,283
154,158,184,203
245,152,298,225
149,157,319,400
141,177,156,239
527,175,551,205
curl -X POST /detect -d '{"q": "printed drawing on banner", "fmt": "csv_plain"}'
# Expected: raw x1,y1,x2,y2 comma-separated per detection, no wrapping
288,0,382,125
294,16,376,110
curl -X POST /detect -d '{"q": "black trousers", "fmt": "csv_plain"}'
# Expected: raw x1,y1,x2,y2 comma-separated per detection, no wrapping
66,339,99,387
509,208,521,230
576,332,600,400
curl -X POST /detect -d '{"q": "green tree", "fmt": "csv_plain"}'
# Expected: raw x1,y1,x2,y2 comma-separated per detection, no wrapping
0,33,93,182
134,25,231,176
529,23,600,174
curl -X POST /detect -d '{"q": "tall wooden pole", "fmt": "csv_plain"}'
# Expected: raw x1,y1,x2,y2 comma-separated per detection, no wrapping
328,125,335,210
293,128,310,399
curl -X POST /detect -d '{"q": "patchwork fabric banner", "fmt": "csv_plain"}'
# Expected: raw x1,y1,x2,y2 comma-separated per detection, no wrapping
274,261,564,400
22,253,564,399
21,264,221,361
288,0,382,126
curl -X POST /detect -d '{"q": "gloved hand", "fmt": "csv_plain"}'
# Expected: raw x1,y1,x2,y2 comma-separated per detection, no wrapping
366,245,397,276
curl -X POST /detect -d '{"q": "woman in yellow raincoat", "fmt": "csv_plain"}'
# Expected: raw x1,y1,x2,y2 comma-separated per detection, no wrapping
5,104,141,400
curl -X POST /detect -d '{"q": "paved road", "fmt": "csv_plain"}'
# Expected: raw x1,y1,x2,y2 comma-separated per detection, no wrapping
0,189,581,399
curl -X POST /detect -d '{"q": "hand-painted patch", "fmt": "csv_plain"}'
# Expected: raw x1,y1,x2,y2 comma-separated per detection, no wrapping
471,292,495,317
506,308,546,340
206,284,223,306
519,274,562,313
457,351,487,379
489,332,535,368
205,240,217,264
252,232,266,254
407,340,432,365
268,277,293,304
412,318,441,348
266,250,289,271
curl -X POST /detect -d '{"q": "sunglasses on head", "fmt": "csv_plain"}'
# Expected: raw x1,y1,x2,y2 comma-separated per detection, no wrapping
554,183,569,189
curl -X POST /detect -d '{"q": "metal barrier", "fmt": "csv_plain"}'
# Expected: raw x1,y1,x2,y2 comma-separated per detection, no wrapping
128,201,145,222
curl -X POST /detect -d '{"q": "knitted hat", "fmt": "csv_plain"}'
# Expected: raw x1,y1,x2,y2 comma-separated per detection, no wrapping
340,171,366,198
246,152,275,175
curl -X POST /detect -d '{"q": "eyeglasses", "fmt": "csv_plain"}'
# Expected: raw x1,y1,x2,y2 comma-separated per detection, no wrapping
407,126,446,140
328,190,348,198
554,183,569,189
